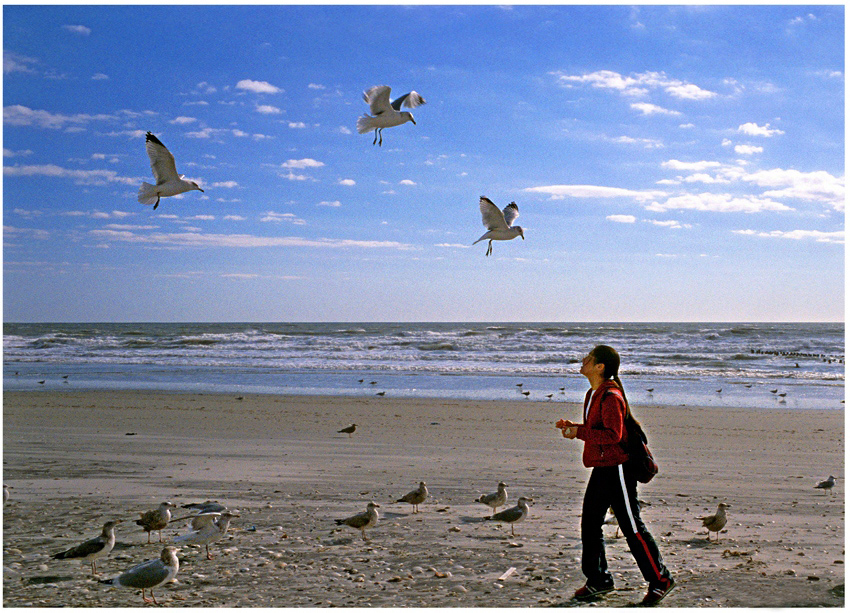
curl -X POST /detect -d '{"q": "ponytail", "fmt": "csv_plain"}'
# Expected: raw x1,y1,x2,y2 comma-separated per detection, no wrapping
591,345,636,423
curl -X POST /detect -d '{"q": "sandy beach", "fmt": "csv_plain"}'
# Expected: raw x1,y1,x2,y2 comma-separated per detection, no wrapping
2,390,844,607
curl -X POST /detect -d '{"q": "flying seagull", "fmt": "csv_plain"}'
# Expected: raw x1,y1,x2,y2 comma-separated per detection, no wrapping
356,85,426,146
53,519,122,575
335,501,380,541
485,496,533,536
396,481,429,513
476,481,508,514
473,196,524,256
138,132,203,210
99,546,180,605
136,502,176,544
174,511,239,560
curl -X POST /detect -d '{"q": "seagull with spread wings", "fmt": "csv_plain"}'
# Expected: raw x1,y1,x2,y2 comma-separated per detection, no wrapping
473,196,525,256
356,85,426,146
138,132,204,210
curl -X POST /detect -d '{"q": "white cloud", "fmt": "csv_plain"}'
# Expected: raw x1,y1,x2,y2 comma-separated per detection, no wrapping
552,69,716,101
4,105,116,129
3,148,33,157
664,83,715,100
236,79,282,94
646,219,692,229
734,144,763,155
524,184,666,202
260,211,306,225
288,121,307,128
91,73,109,80
630,102,681,116
63,24,91,35
663,159,723,172
4,52,38,74
645,193,792,214
338,178,356,186
281,158,324,169
3,164,138,186
740,168,845,211
223,215,246,221
212,181,239,188
170,116,197,124
607,215,636,223
738,122,785,137
256,104,281,114
614,136,664,149
318,200,342,207
734,229,843,244
339,126,352,135
308,83,326,90
89,229,412,250
399,179,417,186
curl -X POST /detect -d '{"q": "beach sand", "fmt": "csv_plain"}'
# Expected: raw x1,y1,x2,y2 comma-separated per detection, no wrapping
3,390,844,607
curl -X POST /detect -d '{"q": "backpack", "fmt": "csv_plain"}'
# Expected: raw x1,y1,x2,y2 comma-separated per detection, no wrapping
621,413,659,483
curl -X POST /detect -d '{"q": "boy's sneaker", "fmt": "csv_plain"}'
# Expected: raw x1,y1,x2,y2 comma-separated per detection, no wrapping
640,577,675,606
573,581,615,601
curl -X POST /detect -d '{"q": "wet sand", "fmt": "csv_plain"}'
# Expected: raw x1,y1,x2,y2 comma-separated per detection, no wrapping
3,390,844,607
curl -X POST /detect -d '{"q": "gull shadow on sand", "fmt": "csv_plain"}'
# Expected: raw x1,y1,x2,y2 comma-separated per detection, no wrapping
459,515,491,524
26,575,76,585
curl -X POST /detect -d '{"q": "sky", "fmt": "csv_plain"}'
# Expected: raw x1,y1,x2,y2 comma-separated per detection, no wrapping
2,4,845,323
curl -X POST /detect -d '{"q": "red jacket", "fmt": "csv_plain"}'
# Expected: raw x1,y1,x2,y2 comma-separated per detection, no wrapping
576,380,629,467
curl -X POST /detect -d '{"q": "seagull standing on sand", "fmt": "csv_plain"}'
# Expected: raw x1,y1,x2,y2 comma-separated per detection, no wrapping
181,500,228,514
335,502,380,541
3,484,9,505
174,512,238,560
136,502,176,544
52,519,122,575
699,502,730,541
814,475,837,494
396,481,429,513
476,481,508,514
99,546,180,605
356,85,426,146
473,196,525,256
338,423,357,438
138,132,204,210
485,497,533,536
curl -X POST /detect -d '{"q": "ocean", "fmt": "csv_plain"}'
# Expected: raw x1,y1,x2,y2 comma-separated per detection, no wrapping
2,322,844,410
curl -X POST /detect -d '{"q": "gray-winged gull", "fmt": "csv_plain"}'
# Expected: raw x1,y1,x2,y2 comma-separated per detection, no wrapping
473,196,525,256
181,500,228,514
396,481,429,513
699,502,730,541
138,132,204,210
136,502,176,543
476,481,508,514
485,496,533,536
815,475,837,493
174,511,239,559
99,546,180,605
356,85,426,146
335,501,380,541
53,519,122,575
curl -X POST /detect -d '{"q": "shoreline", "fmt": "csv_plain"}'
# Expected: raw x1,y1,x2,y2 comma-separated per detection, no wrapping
3,390,844,607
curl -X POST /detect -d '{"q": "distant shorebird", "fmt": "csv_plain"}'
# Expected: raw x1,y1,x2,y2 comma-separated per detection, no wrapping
3,484,9,505
100,546,180,605
335,502,380,541
356,85,426,146
181,500,227,514
473,196,524,256
338,423,357,438
814,475,837,494
174,512,238,559
699,503,730,541
476,481,508,514
138,131,203,210
485,497,533,536
136,502,176,544
53,519,122,575
396,481,429,513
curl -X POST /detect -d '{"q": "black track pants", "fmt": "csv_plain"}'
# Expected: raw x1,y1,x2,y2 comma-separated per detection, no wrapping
580,464,671,587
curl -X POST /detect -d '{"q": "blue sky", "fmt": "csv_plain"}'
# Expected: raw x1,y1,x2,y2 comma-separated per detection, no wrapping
3,4,844,322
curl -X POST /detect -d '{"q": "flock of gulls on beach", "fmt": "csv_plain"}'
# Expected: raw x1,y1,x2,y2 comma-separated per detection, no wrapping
137,84,525,257
12,458,836,605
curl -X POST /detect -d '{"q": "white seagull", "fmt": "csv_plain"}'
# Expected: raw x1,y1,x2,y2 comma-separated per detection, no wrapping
138,132,203,210
174,511,238,560
356,85,426,146
99,546,180,605
396,481,429,513
473,196,525,256
814,475,837,494
52,519,122,575
476,481,508,514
